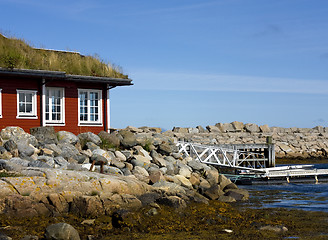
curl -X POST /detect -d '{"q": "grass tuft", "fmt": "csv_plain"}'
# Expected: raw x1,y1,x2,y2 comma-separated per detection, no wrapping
0,34,128,79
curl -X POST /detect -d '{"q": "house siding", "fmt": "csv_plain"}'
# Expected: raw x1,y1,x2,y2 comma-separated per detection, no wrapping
0,76,108,135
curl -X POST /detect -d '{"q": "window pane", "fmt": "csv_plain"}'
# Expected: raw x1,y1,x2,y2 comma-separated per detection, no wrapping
19,93,24,102
19,103,25,112
26,93,32,103
26,103,32,113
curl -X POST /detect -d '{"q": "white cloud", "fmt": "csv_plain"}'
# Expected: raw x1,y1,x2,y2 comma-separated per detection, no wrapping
130,69,328,94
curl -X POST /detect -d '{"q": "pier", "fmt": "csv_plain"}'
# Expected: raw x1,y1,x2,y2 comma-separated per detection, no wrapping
177,140,328,184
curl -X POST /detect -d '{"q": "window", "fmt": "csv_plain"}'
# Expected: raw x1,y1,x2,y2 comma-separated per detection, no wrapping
78,89,102,125
45,87,65,125
17,90,37,118
0,89,2,118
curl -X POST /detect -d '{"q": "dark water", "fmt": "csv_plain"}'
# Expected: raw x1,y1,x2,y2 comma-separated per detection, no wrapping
239,163,328,212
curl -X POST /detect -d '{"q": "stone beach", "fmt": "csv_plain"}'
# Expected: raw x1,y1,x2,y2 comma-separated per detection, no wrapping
0,123,327,239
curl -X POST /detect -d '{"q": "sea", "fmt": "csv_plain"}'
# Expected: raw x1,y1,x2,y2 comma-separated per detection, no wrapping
239,163,328,212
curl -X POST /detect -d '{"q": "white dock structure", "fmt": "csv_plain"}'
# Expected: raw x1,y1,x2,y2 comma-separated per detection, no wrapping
176,141,328,183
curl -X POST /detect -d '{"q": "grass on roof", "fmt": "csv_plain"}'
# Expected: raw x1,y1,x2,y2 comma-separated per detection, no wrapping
0,34,128,79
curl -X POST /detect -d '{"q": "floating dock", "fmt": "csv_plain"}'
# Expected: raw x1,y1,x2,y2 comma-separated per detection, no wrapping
177,140,328,184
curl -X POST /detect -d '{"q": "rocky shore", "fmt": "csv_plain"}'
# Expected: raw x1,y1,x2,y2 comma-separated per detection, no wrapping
0,126,248,239
0,123,327,239
169,121,328,160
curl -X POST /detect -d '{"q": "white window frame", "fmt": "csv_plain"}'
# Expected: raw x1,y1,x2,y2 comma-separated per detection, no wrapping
43,87,65,126
16,89,38,119
0,89,2,118
78,89,103,126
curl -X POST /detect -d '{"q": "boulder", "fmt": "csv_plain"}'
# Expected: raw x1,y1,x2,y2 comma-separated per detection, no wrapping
57,143,80,161
216,123,234,132
118,130,137,148
91,149,112,165
231,121,244,132
206,125,220,132
115,151,127,161
148,170,165,184
157,196,187,209
196,125,207,133
57,131,79,145
4,140,17,152
98,131,121,148
158,143,173,156
172,127,189,134
44,222,80,240
78,132,101,146
259,124,271,133
203,184,223,200
244,123,260,133
17,143,36,158
187,160,208,171
30,126,58,144
224,189,249,201
175,175,193,189
1,127,38,146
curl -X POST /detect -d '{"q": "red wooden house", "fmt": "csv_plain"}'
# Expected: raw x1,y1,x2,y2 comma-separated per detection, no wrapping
0,68,132,134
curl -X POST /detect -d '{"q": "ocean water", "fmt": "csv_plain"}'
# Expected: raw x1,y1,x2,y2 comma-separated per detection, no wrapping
239,163,328,212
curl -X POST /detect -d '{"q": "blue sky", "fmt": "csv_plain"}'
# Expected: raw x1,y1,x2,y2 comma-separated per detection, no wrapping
1,0,328,130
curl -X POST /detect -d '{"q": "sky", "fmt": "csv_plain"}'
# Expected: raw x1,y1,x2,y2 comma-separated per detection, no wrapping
1,0,328,130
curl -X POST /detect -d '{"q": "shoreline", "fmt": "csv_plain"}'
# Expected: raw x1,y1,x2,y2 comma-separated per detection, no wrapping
1,201,328,239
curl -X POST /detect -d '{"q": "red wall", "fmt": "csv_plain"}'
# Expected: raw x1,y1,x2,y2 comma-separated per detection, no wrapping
0,76,108,135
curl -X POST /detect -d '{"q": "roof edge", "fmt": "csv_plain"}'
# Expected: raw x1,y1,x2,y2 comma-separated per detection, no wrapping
0,67,133,86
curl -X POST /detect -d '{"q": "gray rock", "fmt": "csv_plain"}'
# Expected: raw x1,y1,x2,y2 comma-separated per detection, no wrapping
9,157,30,167
187,160,208,171
196,125,207,133
44,222,80,240
157,143,173,156
78,132,102,146
30,126,58,144
37,156,55,167
121,168,133,176
111,159,125,169
58,143,80,160
231,121,244,132
259,124,271,133
85,142,99,151
98,131,120,148
57,131,79,145
0,233,12,240
216,123,234,132
148,170,165,184
91,149,112,165
119,130,137,148
115,151,127,161
224,189,249,201
172,127,189,134
104,166,124,175
0,159,22,171
28,160,52,168
4,140,17,152
206,125,220,132
157,196,187,209
54,156,68,168
152,155,166,167
45,144,62,156
244,123,260,133
1,127,38,146
17,142,35,158
0,146,6,154
203,184,223,200
138,192,161,206
188,128,199,134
